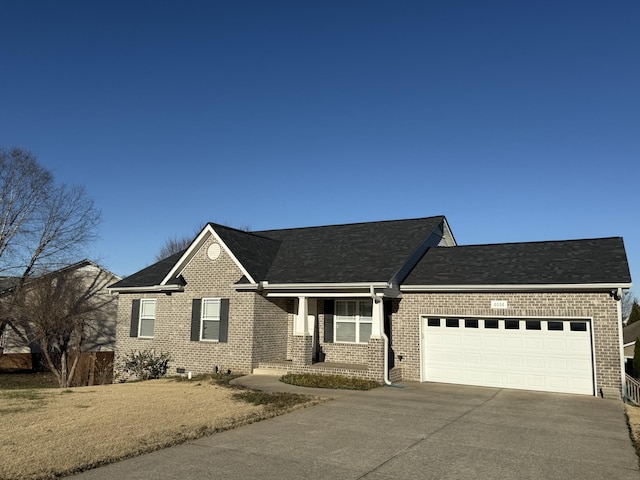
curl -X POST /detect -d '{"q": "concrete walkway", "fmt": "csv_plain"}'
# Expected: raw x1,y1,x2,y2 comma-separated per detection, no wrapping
69,376,639,479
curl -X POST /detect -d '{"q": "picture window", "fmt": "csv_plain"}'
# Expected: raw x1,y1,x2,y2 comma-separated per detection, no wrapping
335,300,373,343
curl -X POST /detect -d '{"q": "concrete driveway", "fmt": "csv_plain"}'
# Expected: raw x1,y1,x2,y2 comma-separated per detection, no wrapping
69,377,638,480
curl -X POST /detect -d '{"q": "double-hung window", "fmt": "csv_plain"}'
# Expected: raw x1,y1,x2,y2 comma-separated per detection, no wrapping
138,299,156,338
334,300,373,343
201,298,221,341
191,298,229,342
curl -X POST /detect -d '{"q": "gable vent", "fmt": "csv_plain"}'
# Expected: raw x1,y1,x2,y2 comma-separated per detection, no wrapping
207,243,221,260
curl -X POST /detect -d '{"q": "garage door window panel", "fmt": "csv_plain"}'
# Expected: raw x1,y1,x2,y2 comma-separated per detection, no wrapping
526,320,541,330
484,319,499,329
428,318,441,327
570,322,587,332
505,320,520,330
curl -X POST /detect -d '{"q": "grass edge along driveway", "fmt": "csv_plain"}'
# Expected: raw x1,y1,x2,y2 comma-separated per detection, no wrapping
0,377,320,480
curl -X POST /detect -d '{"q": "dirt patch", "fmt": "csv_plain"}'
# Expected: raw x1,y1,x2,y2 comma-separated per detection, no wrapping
0,379,317,479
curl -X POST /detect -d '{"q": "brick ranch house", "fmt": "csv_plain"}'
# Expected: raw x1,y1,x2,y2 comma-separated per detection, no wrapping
108,216,632,397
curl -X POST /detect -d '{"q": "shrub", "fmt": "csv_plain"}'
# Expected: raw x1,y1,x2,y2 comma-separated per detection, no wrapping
117,350,171,382
280,373,380,390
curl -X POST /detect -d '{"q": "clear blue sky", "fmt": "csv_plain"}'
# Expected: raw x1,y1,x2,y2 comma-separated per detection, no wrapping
1,1,638,293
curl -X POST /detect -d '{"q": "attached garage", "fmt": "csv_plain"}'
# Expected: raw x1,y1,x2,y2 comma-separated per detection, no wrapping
420,316,595,395
396,236,632,397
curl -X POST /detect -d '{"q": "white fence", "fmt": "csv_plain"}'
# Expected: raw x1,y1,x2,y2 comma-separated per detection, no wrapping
625,374,640,405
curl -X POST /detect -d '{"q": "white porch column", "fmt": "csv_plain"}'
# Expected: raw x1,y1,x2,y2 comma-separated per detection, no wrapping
371,296,384,339
294,296,309,336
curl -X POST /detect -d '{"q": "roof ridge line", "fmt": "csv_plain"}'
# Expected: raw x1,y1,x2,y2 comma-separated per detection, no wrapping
448,237,623,248
254,215,446,234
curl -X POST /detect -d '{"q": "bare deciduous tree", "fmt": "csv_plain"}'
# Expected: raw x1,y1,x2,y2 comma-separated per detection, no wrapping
154,222,251,262
0,147,102,358
623,290,637,322
0,148,101,278
155,234,193,261
8,265,117,387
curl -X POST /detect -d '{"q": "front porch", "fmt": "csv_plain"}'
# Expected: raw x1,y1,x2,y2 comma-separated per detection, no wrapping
255,293,399,383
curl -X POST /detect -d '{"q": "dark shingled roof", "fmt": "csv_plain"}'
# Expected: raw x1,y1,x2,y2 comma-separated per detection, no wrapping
624,321,640,345
110,216,446,288
213,224,281,282
404,237,631,286
255,216,445,283
109,217,631,290
108,250,186,289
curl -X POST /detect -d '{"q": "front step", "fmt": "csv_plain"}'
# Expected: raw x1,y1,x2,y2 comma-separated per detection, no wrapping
252,367,289,376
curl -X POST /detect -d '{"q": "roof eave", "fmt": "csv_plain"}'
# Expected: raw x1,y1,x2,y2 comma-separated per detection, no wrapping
400,282,632,292
107,284,185,294
236,281,389,292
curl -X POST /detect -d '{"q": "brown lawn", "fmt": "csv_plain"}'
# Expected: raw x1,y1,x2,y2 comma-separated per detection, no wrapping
0,379,316,480
626,404,640,447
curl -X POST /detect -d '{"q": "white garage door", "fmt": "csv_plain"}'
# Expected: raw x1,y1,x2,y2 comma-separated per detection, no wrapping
421,317,594,395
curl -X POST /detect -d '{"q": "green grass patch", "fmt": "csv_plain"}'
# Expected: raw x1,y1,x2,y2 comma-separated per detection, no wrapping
0,389,48,415
232,390,312,411
280,373,381,390
0,389,45,401
0,370,59,390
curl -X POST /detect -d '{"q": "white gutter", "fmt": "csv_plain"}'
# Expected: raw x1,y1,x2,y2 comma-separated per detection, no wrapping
265,282,389,290
267,291,384,298
617,287,626,397
107,285,185,294
400,283,632,292
237,281,389,292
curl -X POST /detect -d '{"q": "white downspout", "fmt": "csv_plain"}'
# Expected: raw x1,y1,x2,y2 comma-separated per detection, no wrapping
371,285,392,386
617,288,626,398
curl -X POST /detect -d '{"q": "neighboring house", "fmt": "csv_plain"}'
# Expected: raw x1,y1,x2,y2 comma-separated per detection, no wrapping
623,321,640,359
0,260,120,360
108,216,632,397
